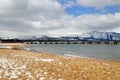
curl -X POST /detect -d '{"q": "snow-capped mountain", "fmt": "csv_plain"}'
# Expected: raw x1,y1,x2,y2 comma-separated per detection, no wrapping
61,31,120,41
15,35,50,40
61,34,81,40
2,31,120,41
81,31,120,41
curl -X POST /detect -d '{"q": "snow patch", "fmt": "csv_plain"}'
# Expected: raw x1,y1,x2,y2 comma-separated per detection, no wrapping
34,58,54,62
40,77,45,80
20,65,26,68
41,59,54,62
0,46,12,49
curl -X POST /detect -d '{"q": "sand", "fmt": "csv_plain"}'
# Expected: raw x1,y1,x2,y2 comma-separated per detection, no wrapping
0,43,120,80
0,43,26,49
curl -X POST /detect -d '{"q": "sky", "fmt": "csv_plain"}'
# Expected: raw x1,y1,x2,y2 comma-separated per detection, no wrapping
0,0,120,37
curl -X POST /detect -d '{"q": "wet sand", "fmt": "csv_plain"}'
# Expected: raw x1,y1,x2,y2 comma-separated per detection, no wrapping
0,43,120,80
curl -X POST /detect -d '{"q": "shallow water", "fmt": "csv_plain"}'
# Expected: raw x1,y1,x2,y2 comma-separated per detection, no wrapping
26,44,120,61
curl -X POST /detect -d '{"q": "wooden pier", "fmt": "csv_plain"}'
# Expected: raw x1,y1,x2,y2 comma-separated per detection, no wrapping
1,39,119,45
23,40,120,45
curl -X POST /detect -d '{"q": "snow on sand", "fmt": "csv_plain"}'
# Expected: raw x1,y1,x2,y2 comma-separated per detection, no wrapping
0,49,120,80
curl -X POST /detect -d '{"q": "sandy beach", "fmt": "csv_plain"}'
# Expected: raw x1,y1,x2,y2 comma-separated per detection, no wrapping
0,43,120,80
0,43,26,49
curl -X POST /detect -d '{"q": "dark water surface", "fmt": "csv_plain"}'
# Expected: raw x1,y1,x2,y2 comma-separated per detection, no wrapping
26,44,120,61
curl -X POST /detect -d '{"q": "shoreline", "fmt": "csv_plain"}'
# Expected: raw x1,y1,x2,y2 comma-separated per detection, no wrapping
1,43,119,62
0,43,120,79
23,46,120,62
26,49,120,62
0,43,26,49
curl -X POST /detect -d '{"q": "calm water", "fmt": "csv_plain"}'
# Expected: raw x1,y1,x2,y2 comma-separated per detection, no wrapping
26,44,120,61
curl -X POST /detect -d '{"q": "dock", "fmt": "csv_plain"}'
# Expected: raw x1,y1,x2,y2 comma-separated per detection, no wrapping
1,39,120,45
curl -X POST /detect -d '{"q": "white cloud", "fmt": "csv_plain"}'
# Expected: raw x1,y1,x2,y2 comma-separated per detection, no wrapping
0,0,66,37
77,0,120,8
31,13,120,36
0,0,120,37
1,0,65,20
0,0,12,11
27,0,65,18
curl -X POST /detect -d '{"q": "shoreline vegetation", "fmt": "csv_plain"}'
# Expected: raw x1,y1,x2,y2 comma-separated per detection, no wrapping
0,43,120,80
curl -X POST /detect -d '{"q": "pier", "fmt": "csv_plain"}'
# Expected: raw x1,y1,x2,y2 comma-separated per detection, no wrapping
23,40,120,45
1,39,119,45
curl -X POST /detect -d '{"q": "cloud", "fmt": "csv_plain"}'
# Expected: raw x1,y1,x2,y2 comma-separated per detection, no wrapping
0,0,66,37
1,0,65,20
76,0,120,8
0,0,120,37
79,13,120,31
57,0,75,7
31,13,120,36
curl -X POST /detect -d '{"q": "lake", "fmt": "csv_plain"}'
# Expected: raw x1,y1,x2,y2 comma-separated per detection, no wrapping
26,44,120,61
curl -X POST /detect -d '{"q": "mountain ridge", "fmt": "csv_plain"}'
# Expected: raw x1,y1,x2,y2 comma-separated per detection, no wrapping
81,31,120,41
1,31,120,41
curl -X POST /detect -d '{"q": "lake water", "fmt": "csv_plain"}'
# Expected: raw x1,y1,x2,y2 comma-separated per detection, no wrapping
26,44,120,61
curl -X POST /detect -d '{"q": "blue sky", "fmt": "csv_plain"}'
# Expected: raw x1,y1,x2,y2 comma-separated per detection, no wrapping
66,5,120,16
58,0,120,16
66,6,101,16
0,0,120,37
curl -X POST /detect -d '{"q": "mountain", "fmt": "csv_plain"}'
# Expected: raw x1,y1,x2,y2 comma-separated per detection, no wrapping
61,34,81,40
81,31,120,41
15,35,50,40
60,31,120,41
1,31,120,41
